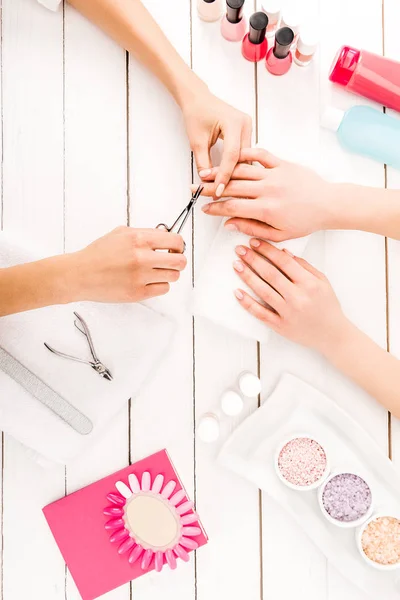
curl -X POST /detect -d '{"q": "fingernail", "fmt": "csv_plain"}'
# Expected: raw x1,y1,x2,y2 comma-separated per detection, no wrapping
199,169,212,178
225,223,237,232
235,245,247,256
234,289,244,300
233,260,244,272
216,183,225,197
283,248,294,257
202,204,210,213
250,238,261,248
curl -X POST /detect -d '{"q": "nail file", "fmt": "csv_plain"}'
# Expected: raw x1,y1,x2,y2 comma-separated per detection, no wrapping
0,346,93,435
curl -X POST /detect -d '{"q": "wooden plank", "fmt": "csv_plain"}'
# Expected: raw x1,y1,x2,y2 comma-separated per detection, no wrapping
258,0,387,599
1,1,65,599
192,3,261,600
127,1,196,599
383,0,400,465
62,4,129,599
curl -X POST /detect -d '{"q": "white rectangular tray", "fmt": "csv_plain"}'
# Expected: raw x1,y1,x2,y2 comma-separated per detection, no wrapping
218,373,400,599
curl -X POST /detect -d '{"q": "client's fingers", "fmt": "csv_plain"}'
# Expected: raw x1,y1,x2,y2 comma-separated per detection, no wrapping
196,180,260,199
234,288,281,328
225,218,287,242
194,163,266,182
232,259,285,312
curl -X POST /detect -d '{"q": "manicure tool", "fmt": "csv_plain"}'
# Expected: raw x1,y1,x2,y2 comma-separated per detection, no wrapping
0,346,93,435
44,312,113,381
156,185,203,236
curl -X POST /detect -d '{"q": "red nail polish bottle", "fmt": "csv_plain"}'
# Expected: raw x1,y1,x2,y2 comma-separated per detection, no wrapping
266,27,294,76
242,12,269,62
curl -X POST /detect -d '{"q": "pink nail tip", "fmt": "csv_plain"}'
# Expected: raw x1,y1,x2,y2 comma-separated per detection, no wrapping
118,537,135,555
170,489,186,506
152,473,164,493
103,506,123,516
109,529,129,543
179,536,199,550
180,513,199,525
141,549,154,570
106,493,125,506
174,544,190,562
176,500,194,515
182,526,201,536
128,545,143,564
104,518,125,530
141,471,151,492
161,480,177,499
155,551,164,572
166,549,177,570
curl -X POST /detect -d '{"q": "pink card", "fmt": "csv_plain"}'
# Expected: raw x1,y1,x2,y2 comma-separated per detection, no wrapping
43,450,208,600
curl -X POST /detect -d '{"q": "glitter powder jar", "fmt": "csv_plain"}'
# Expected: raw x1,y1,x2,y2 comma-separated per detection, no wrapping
318,472,373,528
357,514,400,570
275,434,329,491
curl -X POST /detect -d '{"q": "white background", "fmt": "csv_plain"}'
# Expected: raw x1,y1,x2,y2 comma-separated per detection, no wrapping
0,0,399,599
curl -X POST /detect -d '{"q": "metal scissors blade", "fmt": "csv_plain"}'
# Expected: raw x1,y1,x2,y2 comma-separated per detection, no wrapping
156,185,203,234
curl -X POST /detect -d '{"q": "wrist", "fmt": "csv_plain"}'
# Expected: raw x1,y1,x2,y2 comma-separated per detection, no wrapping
316,317,359,362
324,183,381,232
174,71,210,110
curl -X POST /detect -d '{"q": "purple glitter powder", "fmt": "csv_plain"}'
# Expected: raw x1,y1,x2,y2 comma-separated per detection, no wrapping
322,473,372,523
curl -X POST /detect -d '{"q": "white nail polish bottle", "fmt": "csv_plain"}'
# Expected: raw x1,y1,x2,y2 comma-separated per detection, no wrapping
197,0,223,22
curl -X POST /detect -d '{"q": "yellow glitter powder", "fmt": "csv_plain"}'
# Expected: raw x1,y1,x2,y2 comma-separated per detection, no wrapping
361,516,400,566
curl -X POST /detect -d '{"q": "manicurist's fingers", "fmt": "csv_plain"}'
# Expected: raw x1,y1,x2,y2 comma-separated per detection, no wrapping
239,147,281,168
143,282,170,299
191,163,266,183
152,251,187,271
150,269,181,284
235,246,293,299
225,218,287,242
214,126,242,197
249,239,308,283
148,230,185,253
193,138,213,179
234,288,281,328
232,259,285,313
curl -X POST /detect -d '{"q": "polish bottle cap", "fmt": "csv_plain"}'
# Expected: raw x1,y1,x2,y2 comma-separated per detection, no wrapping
320,107,345,133
261,0,281,18
280,8,301,34
221,390,244,416
297,27,318,56
274,27,294,58
203,0,218,3
329,45,360,86
248,12,269,44
226,0,245,23
198,413,220,443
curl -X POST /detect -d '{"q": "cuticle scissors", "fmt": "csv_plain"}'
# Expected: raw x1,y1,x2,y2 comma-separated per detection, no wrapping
156,185,203,238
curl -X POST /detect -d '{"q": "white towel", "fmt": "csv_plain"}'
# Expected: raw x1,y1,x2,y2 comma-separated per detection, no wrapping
37,0,62,10
0,233,175,465
193,222,309,343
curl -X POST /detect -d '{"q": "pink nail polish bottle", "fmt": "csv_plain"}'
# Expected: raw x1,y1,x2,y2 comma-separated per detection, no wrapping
221,0,247,42
266,27,294,76
242,12,269,62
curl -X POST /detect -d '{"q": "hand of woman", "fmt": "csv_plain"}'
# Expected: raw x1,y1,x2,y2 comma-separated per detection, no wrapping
232,239,350,355
183,92,252,198
196,147,336,241
70,226,186,303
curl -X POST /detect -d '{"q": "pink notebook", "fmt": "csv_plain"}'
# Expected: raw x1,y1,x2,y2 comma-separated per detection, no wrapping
43,450,207,600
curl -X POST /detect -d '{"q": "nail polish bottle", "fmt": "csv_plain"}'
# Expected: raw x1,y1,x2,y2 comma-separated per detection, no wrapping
266,27,294,75
197,0,223,22
242,12,269,62
221,0,247,42
294,27,318,67
280,8,301,47
261,0,281,38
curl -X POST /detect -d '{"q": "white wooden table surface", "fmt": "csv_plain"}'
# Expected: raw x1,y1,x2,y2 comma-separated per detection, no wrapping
1,0,400,599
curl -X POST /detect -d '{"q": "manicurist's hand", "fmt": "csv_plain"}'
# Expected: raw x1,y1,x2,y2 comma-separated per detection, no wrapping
71,226,186,303
183,92,252,198
197,147,335,241
232,239,349,354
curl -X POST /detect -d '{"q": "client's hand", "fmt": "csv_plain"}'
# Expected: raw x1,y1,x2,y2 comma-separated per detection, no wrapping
233,239,350,354
71,227,186,303
196,147,335,241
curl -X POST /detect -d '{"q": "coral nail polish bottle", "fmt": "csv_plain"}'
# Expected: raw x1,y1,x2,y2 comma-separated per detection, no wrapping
221,0,247,42
242,12,269,62
197,0,223,22
266,27,294,75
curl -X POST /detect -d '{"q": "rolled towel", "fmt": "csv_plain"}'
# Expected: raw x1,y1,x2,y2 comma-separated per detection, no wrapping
0,233,175,464
193,221,309,343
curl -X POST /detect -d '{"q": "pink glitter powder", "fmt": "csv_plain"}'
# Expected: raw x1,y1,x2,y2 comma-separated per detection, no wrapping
361,516,400,566
277,437,327,487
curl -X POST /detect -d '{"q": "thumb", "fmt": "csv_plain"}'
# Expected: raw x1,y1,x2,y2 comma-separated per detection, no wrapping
240,147,281,168
193,140,212,178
